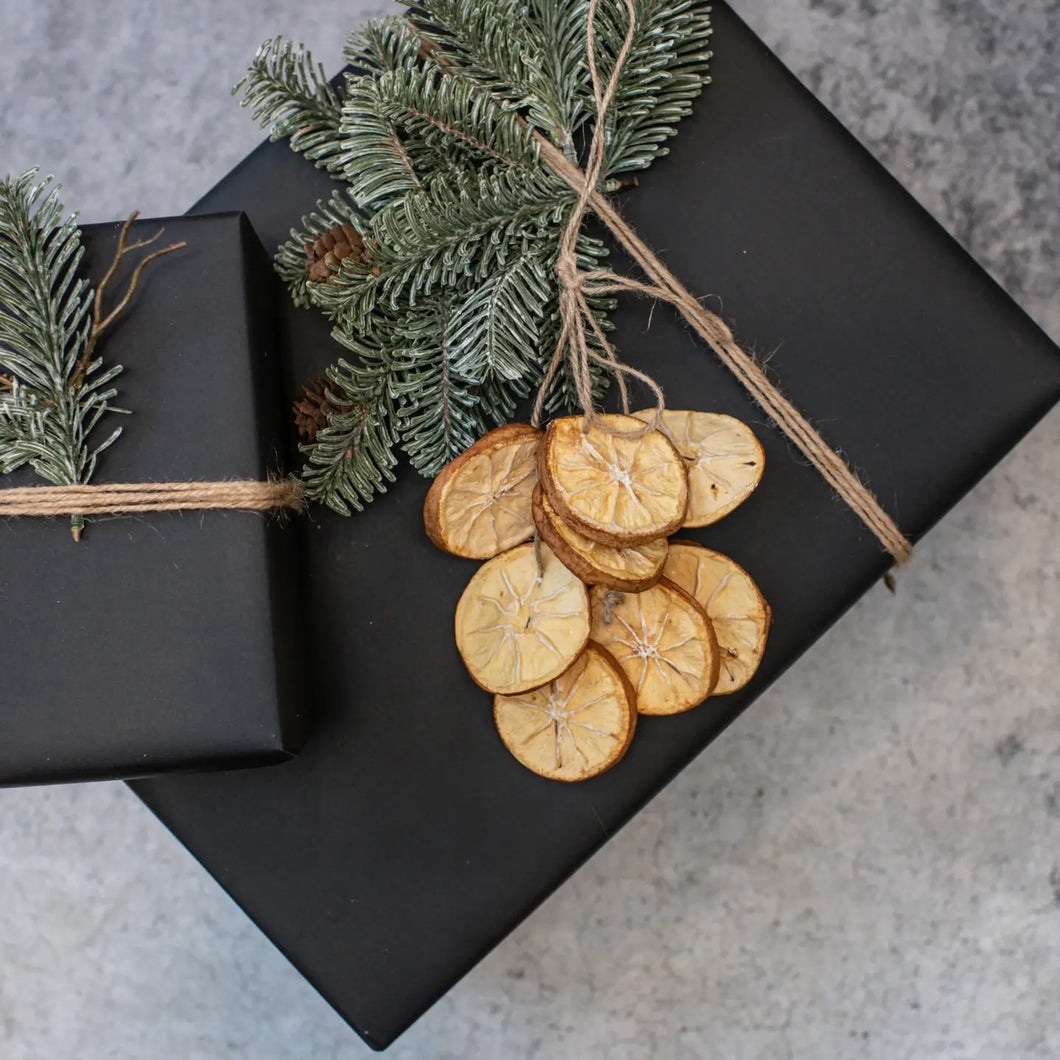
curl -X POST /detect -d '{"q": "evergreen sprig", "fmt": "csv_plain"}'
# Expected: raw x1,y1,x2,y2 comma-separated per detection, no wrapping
234,38,347,174
0,171,185,538
447,249,554,382
236,0,713,514
299,349,399,516
388,294,486,474
0,171,121,493
314,166,574,329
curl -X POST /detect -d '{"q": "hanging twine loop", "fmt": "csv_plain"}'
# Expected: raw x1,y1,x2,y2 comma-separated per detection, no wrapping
531,0,663,438
531,0,913,564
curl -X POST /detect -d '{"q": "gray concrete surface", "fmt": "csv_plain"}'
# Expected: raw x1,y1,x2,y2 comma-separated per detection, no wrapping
0,1,1057,1056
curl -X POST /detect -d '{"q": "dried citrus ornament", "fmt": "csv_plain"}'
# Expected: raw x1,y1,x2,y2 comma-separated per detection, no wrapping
589,580,719,715
424,423,541,559
662,542,771,695
455,542,590,695
633,410,764,527
532,486,667,592
538,414,688,547
493,642,637,782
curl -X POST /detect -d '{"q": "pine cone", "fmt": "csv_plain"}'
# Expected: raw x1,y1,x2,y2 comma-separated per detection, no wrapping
304,224,366,284
293,376,350,442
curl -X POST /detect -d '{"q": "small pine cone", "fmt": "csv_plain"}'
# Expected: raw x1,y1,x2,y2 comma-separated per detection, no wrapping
293,376,350,442
304,224,366,284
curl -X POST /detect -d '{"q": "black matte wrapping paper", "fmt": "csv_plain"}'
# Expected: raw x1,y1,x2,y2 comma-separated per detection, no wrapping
0,212,306,786
133,6,1060,1052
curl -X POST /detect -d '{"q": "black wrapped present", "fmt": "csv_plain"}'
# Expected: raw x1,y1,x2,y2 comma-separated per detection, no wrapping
0,212,306,786
132,5,1059,1051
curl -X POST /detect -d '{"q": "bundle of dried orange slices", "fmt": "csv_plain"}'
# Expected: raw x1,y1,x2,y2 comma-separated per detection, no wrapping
424,412,772,783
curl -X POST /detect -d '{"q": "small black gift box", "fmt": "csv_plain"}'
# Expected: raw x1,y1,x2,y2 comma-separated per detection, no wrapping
132,4,1059,1052
0,212,306,786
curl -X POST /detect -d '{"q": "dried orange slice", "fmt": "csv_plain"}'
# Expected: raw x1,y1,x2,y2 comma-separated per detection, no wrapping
663,542,771,695
493,642,637,782
424,423,541,559
455,542,590,695
538,414,688,547
589,580,719,715
633,410,764,527
532,486,667,592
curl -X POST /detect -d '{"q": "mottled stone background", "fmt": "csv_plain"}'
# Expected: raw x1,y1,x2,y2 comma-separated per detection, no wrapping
0,1,1057,1057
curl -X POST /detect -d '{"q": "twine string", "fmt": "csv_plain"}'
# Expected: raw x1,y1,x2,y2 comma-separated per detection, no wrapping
0,479,305,518
531,0,913,564
531,0,665,436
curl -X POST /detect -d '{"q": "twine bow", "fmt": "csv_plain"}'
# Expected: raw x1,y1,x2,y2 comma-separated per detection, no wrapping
531,0,913,564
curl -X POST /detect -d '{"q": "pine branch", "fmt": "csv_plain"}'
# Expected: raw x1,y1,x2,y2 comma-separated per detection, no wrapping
364,61,541,174
0,381,35,473
234,37,348,174
298,329,399,515
0,171,111,490
526,0,595,152
389,296,486,475
447,249,554,382
337,74,427,209
412,0,547,114
481,374,532,424
596,0,713,176
407,0,602,153
336,57,543,212
343,16,426,75
329,17,448,213
314,166,574,330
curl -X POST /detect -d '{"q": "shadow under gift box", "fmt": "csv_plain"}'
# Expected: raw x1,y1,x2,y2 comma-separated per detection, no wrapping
131,4,1060,1053
0,212,306,786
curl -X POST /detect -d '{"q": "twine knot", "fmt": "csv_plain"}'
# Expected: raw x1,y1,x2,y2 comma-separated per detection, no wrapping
555,257,582,289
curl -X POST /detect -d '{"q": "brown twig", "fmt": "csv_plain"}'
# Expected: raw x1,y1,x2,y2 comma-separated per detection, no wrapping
71,211,186,392
0,373,13,392
65,212,185,540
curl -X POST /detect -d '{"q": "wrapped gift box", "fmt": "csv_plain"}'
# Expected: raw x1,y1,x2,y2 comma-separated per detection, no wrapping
132,5,1059,1051
0,212,306,786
